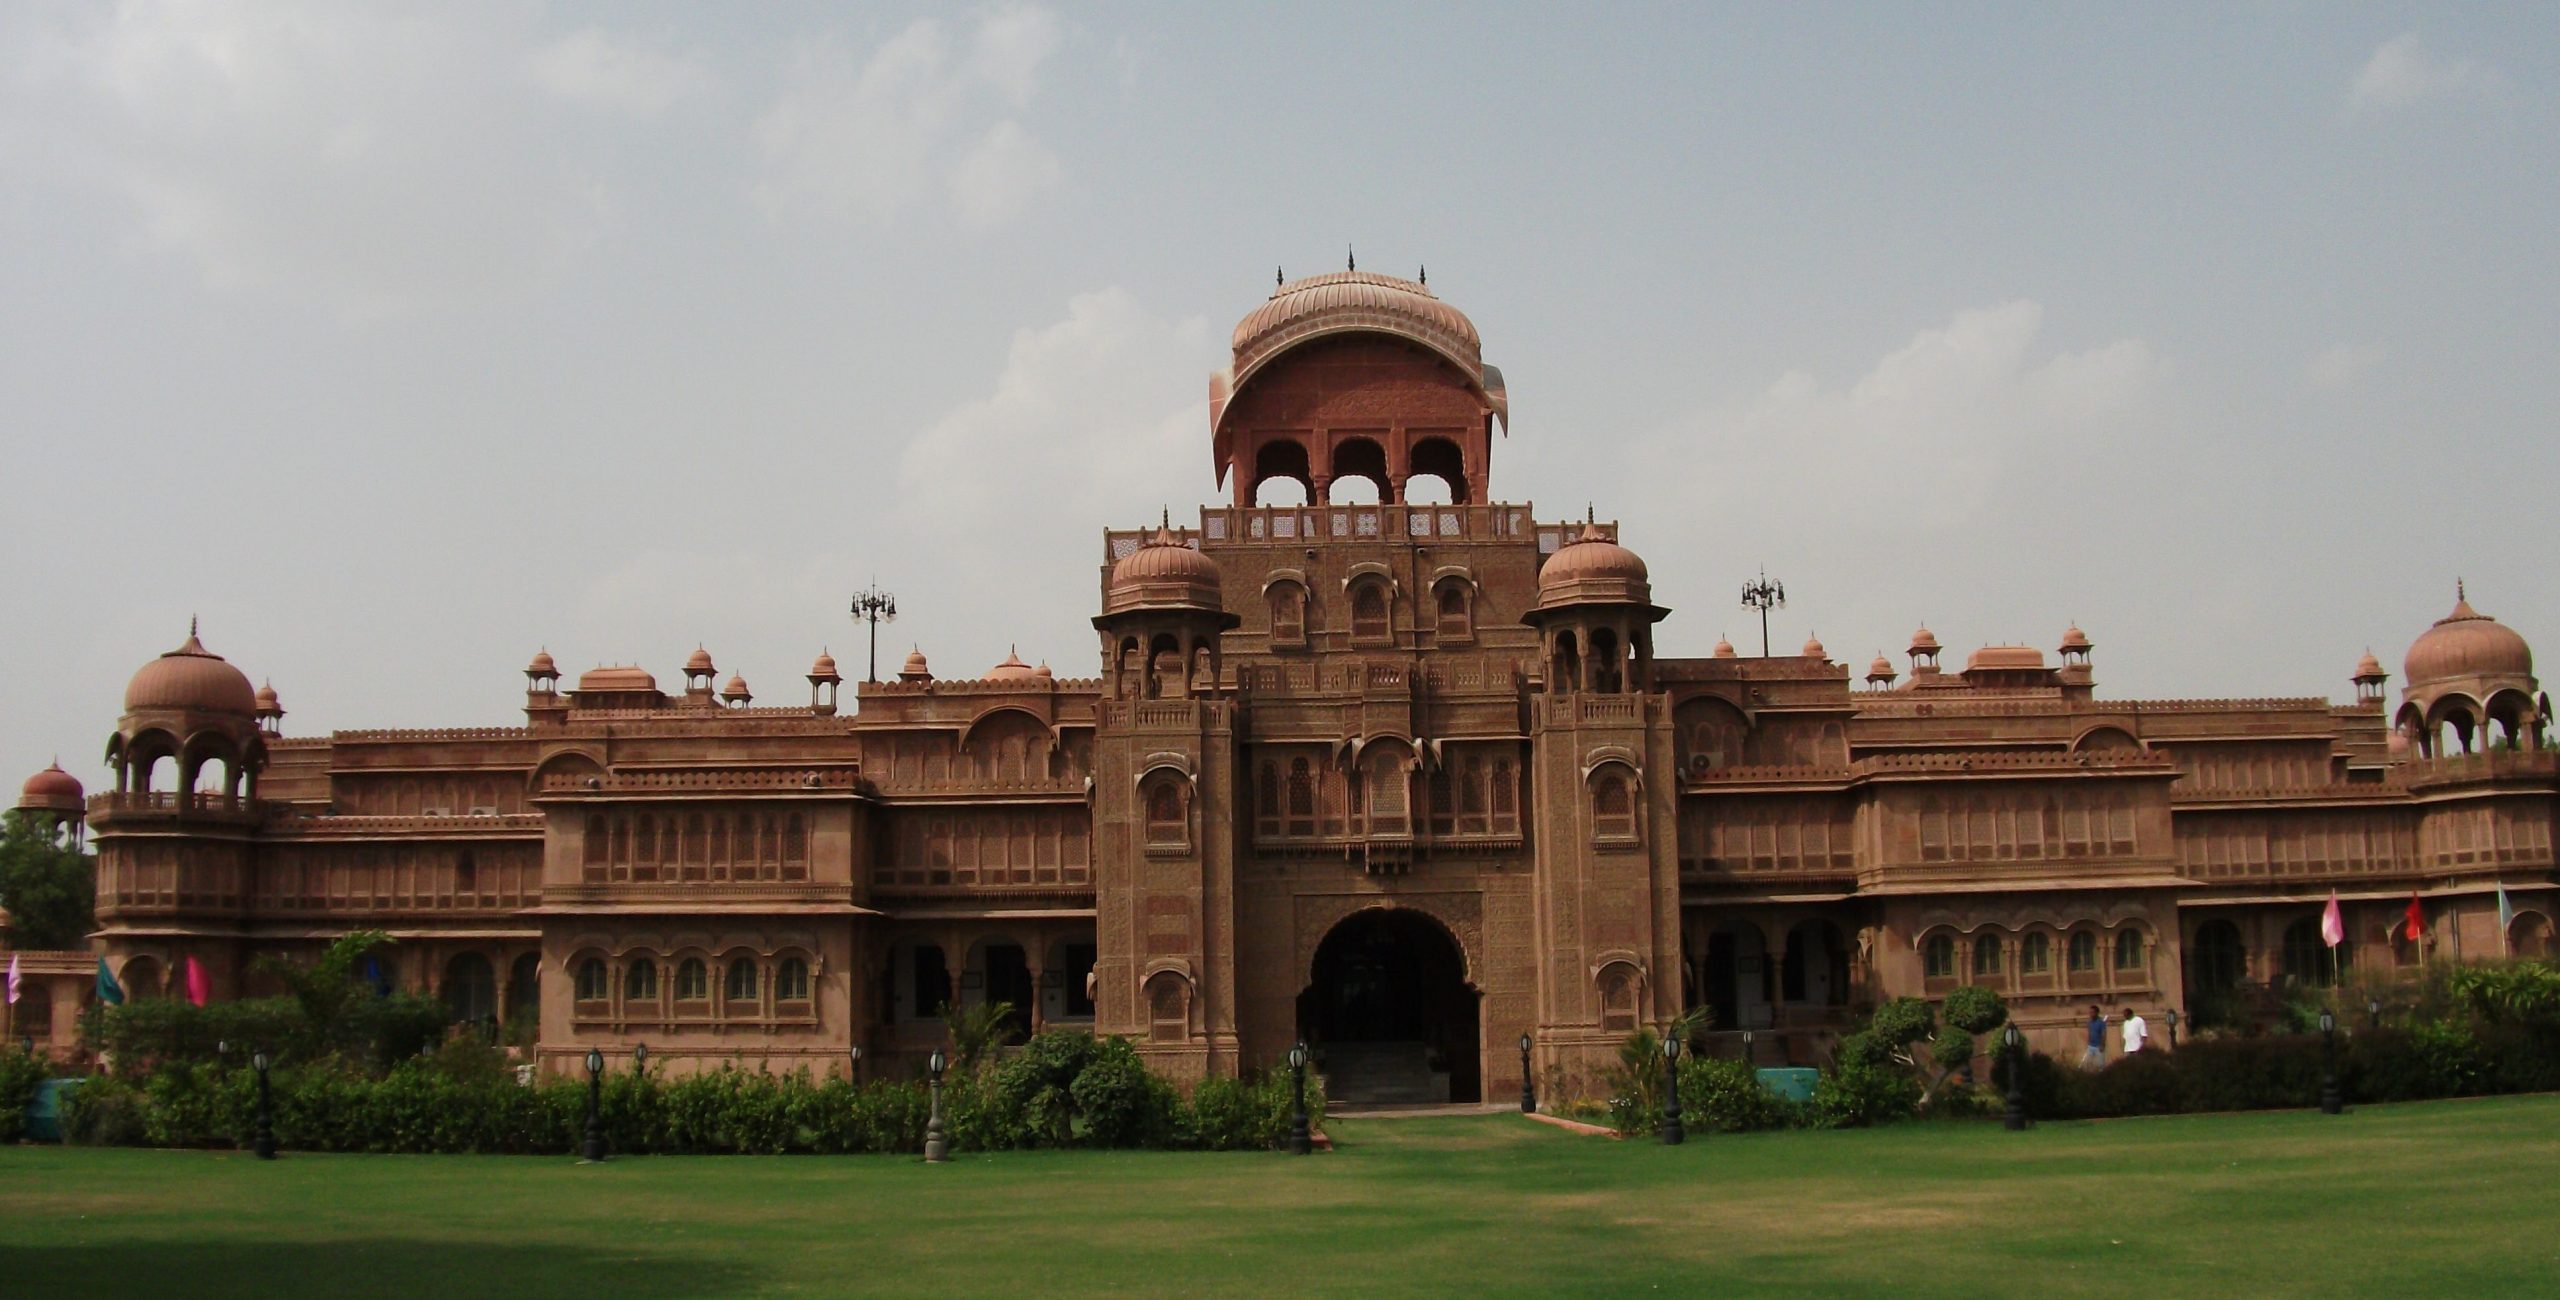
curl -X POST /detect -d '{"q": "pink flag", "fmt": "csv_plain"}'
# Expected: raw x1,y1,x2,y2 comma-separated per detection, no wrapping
2320,891,2345,948
183,955,210,1007
5,953,18,1005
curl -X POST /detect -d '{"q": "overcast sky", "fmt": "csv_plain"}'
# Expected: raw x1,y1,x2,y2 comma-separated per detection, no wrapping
4,3,2555,792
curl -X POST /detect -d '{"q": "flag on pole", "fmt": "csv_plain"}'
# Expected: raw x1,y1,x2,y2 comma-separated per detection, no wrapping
95,957,125,1006
2321,891,2345,948
2405,893,2426,942
6,953,19,1005
2499,885,2516,955
183,955,210,1007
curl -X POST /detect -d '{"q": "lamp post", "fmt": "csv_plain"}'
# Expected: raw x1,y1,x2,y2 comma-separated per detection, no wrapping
2368,997,2382,1031
1740,569,1787,658
1659,1031,1685,1146
2164,1008,2180,1050
1740,1028,1754,1066
848,1043,863,1085
2319,1009,2342,1116
1517,1033,1536,1114
924,1048,950,1163
252,1050,276,1160
582,1047,606,1162
849,583,898,684
1289,1041,1312,1155
632,1042,648,1075
2001,1023,2027,1132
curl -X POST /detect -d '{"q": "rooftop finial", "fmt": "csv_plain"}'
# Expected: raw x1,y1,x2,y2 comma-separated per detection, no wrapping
1418,264,1427,285
2458,577,2467,602
1276,265,1283,287
190,614,198,638
1585,502,1596,525
1346,244,1355,272
1161,506,1171,530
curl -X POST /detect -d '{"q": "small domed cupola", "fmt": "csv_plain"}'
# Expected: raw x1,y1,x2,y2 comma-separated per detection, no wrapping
2396,582,2541,756
125,625,257,717
17,761,85,847
1801,633,1828,661
1533,524,1653,612
111,621,266,803
1712,635,1737,659
2404,585,2533,685
898,647,933,682
1106,523,1225,615
1523,521,1667,696
1867,654,1898,688
986,647,1041,682
1908,624,1942,675
720,673,752,708
2352,649,2388,705
807,650,844,715
684,645,718,696
254,681,285,735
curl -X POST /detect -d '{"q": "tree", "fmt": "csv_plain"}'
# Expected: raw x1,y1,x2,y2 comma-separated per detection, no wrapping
253,930,394,1053
0,810,95,950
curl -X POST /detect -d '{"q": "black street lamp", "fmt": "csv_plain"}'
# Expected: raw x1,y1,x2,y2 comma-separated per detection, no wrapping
848,1043,863,1085
1740,1028,1755,1066
1288,1041,1312,1155
2001,1023,2027,1132
850,583,898,684
582,1047,606,1162
1659,1032,1685,1146
1740,569,1787,658
1517,1033,1536,1114
2164,1008,2180,1049
924,1048,950,1163
632,1042,648,1075
2318,1009,2342,1115
252,1050,276,1160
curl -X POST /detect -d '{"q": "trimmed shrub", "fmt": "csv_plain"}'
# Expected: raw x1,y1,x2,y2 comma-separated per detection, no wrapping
1808,1059,1920,1129
0,1044,50,1143
1676,1055,1794,1133
1941,986,2008,1036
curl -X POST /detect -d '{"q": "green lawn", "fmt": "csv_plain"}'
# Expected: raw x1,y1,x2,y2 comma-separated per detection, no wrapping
6,1097,2558,1297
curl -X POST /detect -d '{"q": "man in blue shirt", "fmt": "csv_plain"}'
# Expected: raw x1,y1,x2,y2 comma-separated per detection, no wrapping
2082,1004,2107,1067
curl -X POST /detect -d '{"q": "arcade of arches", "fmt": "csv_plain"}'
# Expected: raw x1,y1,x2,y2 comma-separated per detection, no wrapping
20,268,2553,1099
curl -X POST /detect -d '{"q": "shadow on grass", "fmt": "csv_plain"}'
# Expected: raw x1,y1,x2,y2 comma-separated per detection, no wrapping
0,1239,757,1299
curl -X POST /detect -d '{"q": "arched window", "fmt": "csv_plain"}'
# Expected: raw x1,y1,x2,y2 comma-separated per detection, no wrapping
1351,582,1389,641
2512,912,2554,959
2066,930,2098,973
1923,933,1956,979
575,957,609,1002
1144,778,1187,847
674,957,709,1002
442,953,496,1024
1286,758,1315,837
1592,771,1636,841
624,958,659,1002
1269,581,1307,644
1972,933,2004,977
775,957,811,1003
1435,584,1470,640
2280,918,2330,987
725,957,760,1004
2114,929,2145,973
2020,932,2052,975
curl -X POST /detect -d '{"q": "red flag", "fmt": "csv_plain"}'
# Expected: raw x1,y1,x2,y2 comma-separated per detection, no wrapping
2404,894,2425,943
184,955,210,1007
2320,892,2345,948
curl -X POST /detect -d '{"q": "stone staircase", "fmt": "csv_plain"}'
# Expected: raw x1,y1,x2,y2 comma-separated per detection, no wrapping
1318,1041,1448,1105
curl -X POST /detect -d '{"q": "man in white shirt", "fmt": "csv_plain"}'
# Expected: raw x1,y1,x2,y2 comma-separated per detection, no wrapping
2121,1006,2150,1054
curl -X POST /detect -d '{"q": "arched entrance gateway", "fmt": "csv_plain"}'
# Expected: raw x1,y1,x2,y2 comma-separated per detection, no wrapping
1297,909,1482,1104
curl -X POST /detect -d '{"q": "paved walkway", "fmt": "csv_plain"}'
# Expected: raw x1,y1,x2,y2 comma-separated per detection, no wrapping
1326,1101,1523,1120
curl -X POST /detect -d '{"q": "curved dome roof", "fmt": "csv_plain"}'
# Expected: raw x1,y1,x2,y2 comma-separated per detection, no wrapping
900,647,932,680
986,648,1041,681
720,673,751,700
19,761,84,812
809,650,840,680
1868,654,1897,679
2354,650,2386,681
2405,591,2533,686
527,649,557,675
685,646,715,675
1909,625,1941,654
1231,271,1481,380
577,665,658,693
125,631,257,715
1535,525,1652,611
1106,526,1223,614
1801,634,1828,660
1966,645,2047,672
1712,636,1737,659
254,681,281,714
2060,624,2091,652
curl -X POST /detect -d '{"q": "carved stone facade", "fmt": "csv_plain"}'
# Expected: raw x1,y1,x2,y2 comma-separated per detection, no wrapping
18,270,2555,1100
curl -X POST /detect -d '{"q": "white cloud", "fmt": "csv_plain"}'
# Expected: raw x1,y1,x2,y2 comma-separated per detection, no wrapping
530,28,713,117
2352,33,2504,109
1643,301,2170,532
2306,342,2387,391
751,7,1065,227
7,2,625,314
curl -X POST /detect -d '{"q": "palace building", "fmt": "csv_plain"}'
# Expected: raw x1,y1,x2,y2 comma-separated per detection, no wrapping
13,270,2556,1101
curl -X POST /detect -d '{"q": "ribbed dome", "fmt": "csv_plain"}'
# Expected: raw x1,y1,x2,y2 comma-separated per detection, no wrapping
1868,654,1897,680
2404,593,2533,685
254,681,282,714
1535,525,1652,612
1909,625,1941,654
720,673,751,701
19,761,84,812
1802,634,1828,660
685,646,715,675
124,632,257,715
809,651,840,680
899,648,932,681
2354,650,2386,681
1106,526,1223,614
1712,636,1737,659
1231,271,1481,382
2060,624,2091,652
527,649,557,675
986,648,1040,681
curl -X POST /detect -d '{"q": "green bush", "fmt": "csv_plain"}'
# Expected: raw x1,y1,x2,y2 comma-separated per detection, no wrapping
1930,1029,1977,1075
1807,1059,1919,1128
1676,1055,1794,1133
1867,997,1935,1051
63,1074,148,1146
1069,1036,1178,1147
1940,986,2008,1036
0,1044,51,1142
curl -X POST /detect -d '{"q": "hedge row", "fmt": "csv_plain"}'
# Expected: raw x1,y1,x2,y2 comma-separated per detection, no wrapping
52,1031,1323,1155
2024,1021,2560,1119
1606,1055,1923,1136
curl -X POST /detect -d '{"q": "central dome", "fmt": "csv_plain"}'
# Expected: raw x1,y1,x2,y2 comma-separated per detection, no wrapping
1106,526,1223,614
124,631,257,715
1230,271,1482,381
1535,525,1653,610
2404,592,2533,685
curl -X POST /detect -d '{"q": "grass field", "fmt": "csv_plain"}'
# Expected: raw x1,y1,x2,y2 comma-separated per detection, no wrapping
7,1096,2558,1298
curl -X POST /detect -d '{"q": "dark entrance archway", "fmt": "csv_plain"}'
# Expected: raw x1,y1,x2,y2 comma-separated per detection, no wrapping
1297,909,1480,1103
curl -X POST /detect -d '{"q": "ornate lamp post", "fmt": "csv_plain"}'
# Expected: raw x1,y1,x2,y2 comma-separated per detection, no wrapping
2319,1009,2342,1116
252,1050,277,1160
849,583,898,684
2164,1008,2180,1049
2001,1023,2027,1132
1740,568,1787,658
1659,1031,1685,1146
924,1048,950,1164
1517,1033,1536,1114
1288,1041,1312,1155
582,1047,606,1162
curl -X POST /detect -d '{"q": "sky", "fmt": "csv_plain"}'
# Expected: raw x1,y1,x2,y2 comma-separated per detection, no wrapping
2,2,2555,793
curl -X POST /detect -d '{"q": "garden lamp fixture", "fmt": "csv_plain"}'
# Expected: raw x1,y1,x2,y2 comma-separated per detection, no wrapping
632,1042,648,1073
252,1051,276,1160
925,1048,951,1164
1659,1031,1685,1146
2164,1008,2180,1048
2000,1023,2027,1132
2318,1009,2342,1115
582,1047,606,1163
1288,1041,1312,1155
848,1043,863,1083
1518,1033,1536,1115
2368,997,2382,1030
1740,1028,1754,1063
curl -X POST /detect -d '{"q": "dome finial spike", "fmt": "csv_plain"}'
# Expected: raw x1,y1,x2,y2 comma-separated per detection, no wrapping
190,613,198,638
1161,506,1170,530
1346,244,1355,272
1276,264,1283,287
1418,264,1426,285
2458,576,2467,602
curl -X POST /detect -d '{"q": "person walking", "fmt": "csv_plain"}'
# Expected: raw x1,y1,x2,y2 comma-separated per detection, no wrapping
2121,1005,2150,1055
2082,1004,2107,1067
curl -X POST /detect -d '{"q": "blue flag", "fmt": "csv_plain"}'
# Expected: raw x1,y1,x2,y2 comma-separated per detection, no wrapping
96,957,125,1006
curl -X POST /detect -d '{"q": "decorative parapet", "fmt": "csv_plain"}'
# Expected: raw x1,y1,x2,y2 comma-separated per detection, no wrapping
536,768,863,798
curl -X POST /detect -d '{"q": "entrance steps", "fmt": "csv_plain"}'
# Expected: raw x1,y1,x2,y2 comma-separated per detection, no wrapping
1319,1040,1448,1106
